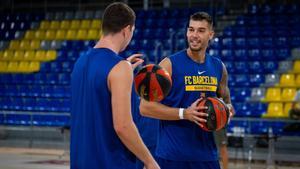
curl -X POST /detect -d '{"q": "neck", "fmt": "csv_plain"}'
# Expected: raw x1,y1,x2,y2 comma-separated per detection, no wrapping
187,48,206,63
94,34,123,54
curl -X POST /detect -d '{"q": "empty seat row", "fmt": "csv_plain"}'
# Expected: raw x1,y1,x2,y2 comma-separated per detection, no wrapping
0,73,70,85
0,113,69,127
0,21,31,31
0,50,56,61
233,102,267,117
45,11,102,20
262,88,299,102
0,13,44,22
0,97,70,112
24,29,101,40
39,19,101,30
214,37,293,48
0,61,40,73
0,84,70,98
8,40,41,50
263,102,293,118
211,49,290,61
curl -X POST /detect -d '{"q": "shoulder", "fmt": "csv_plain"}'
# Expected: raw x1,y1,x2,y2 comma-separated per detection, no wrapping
169,50,186,60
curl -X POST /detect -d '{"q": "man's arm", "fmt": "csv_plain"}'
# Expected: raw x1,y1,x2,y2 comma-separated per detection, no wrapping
140,58,208,126
108,61,159,169
216,63,235,117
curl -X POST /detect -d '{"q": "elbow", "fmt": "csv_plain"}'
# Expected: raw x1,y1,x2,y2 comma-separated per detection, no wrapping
114,123,128,136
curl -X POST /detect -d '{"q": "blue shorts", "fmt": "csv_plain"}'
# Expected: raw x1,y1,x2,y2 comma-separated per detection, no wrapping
157,157,220,169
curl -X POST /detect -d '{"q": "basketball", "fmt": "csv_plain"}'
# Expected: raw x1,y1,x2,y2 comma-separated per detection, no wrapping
134,64,172,102
197,97,230,131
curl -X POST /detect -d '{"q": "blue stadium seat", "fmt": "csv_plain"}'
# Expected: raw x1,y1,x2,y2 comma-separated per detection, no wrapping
275,48,290,60
223,27,233,37
261,37,273,48
247,38,260,48
6,114,31,126
58,73,70,85
249,74,265,87
248,61,263,73
209,49,220,58
248,102,267,117
235,74,250,87
0,113,3,124
234,38,246,48
40,62,51,72
250,121,269,134
222,37,233,48
234,62,248,73
234,49,247,61
224,61,235,74
261,49,275,61
23,98,36,111
263,61,278,73
221,49,234,61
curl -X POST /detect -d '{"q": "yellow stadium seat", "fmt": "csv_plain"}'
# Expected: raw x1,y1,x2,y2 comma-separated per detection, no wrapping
91,19,101,29
80,20,91,29
0,61,8,72
13,50,25,61
281,88,297,102
66,30,77,40
30,40,41,50
279,74,295,87
77,29,87,40
45,30,56,40
60,20,70,29
34,30,46,40
28,61,40,72
9,40,20,50
70,20,80,29
24,30,35,39
24,50,35,60
50,21,60,29
3,50,14,60
293,60,300,73
35,50,46,61
7,61,19,73
264,102,284,118
284,103,292,118
0,51,3,60
18,61,30,72
263,88,281,102
56,30,66,40
87,29,99,40
45,50,57,61
19,40,31,50
296,74,300,87
40,21,50,29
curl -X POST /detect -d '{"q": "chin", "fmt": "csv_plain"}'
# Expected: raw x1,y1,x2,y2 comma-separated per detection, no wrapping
189,46,202,52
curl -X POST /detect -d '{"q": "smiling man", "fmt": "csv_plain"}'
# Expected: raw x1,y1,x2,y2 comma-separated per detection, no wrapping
139,12,234,169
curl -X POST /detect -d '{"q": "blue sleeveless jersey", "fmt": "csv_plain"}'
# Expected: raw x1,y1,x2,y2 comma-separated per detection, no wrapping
71,48,135,169
157,50,223,161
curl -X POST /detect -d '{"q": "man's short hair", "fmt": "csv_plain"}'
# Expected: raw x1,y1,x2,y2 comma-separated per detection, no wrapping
102,2,136,35
190,12,213,29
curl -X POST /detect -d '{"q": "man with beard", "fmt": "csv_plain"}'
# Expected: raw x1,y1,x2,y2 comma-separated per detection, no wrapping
139,12,234,169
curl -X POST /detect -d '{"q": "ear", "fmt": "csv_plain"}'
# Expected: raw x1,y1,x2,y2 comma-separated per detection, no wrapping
209,30,215,40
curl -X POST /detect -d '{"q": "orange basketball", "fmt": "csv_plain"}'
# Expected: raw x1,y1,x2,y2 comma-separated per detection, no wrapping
197,97,229,131
134,64,172,102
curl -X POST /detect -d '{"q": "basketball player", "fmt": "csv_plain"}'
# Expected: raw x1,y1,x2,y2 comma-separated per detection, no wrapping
71,2,159,169
140,12,234,169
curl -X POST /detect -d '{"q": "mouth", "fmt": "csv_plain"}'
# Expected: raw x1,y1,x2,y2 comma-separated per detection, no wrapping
189,40,201,46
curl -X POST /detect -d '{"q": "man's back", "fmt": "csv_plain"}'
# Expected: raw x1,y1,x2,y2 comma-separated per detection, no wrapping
71,48,134,169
